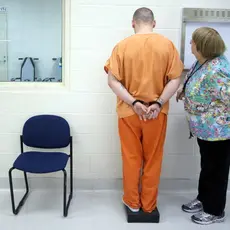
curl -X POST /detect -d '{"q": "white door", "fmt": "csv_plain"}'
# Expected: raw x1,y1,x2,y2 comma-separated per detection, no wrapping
0,12,8,82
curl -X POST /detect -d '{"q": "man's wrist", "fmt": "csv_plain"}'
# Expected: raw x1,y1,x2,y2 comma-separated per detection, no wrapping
156,98,164,107
132,99,144,107
151,101,162,108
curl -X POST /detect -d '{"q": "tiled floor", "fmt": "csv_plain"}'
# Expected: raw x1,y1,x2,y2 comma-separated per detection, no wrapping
0,190,229,230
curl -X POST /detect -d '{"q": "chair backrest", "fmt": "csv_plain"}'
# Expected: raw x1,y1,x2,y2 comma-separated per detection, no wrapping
21,57,35,81
22,115,70,149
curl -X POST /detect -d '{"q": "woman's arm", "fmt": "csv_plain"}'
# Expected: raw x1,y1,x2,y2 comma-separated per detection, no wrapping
208,71,230,106
217,73,230,106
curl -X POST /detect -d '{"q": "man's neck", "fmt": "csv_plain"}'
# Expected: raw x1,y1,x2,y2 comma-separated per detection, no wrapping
135,26,153,34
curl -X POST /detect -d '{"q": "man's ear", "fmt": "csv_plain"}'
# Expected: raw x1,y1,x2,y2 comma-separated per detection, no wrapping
132,20,135,28
152,20,156,28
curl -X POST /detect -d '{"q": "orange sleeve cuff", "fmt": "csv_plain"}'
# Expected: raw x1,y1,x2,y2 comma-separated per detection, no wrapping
104,60,110,74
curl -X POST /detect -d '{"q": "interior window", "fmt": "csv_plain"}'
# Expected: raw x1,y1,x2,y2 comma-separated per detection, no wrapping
0,0,62,82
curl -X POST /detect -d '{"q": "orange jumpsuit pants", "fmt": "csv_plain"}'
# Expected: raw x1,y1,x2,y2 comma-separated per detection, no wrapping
119,112,167,213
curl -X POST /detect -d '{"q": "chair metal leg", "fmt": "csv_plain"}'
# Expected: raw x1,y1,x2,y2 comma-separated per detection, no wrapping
63,168,73,217
9,168,29,215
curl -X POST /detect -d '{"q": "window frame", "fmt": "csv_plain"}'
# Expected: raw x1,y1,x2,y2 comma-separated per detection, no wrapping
0,0,70,92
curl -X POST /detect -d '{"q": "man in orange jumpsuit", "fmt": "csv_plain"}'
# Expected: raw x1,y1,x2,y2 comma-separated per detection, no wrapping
104,7,183,213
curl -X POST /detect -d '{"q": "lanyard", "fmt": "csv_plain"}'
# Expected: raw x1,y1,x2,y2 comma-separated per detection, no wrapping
183,60,208,92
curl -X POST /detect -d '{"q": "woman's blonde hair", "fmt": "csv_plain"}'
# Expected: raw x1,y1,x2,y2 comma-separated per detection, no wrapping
192,27,226,60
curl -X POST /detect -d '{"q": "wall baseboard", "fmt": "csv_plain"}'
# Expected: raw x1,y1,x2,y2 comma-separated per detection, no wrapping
0,177,201,192
1,177,229,192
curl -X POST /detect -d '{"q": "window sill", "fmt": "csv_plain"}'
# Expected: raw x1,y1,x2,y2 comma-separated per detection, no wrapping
0,82,69,93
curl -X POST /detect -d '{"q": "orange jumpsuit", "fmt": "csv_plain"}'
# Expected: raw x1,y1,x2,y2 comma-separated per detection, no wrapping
104,33,183,212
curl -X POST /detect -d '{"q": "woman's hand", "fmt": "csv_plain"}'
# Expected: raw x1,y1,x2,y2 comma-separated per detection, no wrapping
176,86,185,102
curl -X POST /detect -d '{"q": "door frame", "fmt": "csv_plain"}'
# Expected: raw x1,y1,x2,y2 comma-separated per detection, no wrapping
0,10,8,81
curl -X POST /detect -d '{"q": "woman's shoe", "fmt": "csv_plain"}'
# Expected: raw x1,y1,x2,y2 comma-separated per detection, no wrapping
191,211,225,225
182,198,203,213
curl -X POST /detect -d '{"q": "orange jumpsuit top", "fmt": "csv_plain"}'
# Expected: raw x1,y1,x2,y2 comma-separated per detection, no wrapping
104,33,184,118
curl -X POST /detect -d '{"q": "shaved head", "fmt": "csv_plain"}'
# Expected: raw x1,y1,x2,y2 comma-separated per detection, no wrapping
133,7,154,24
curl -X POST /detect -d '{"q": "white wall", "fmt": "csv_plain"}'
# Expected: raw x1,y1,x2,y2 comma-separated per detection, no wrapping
1,0,61,81
0,0,230,181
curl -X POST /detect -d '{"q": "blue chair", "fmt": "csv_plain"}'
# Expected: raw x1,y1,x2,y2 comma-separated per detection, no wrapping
8,115,73,217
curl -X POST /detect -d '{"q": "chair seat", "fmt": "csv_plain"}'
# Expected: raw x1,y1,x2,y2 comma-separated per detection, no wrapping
13,151,69,173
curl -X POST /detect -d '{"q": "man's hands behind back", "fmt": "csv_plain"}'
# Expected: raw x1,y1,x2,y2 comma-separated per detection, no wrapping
133,102,161,121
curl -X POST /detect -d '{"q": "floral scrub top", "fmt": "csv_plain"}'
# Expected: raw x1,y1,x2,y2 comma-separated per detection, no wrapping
184,55,230,141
